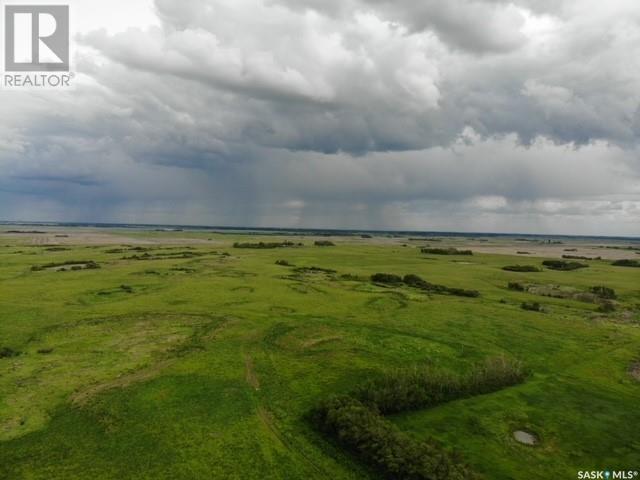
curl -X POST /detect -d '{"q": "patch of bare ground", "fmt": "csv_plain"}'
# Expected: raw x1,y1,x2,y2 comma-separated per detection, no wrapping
513,430,539,446
630,363,640,382
302,336,342,349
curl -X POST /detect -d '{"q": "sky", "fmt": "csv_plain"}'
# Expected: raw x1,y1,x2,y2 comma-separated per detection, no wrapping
1,0,639,235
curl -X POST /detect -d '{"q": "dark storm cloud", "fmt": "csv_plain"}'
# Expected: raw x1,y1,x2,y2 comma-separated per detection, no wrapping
78,0,640,152
0,0,639,234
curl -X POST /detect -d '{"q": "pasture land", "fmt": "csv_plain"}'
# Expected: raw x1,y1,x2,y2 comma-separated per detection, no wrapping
1,228,639,479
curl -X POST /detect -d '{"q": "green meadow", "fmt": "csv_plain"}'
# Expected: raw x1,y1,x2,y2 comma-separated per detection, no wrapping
0,232,639,479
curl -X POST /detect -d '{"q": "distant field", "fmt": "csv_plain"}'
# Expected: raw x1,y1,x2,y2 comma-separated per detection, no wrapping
0,228,639,479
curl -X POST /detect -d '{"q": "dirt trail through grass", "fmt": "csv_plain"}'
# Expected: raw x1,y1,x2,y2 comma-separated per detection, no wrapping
245,355,260,390
70,359,176,406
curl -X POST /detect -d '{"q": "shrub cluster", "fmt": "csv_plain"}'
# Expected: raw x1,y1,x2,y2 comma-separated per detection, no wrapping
502,265,541,272
340,273,362,281
311,358,527,480
233,241,301,249
295,266,337,274
0,347,20,359
562,255,601,261
402,274,428,288
597,300,616,313
312,396,477,480
371,273,480,298
590,286,617,300
611,259,640,268
521,302,543,312
421,248,473,256
352,357,527,415
314,240,336,247
106,247,150,254
31,260,100,272
542,260,589,271
123,251,205,260
403,274,480,298
371,273,403,285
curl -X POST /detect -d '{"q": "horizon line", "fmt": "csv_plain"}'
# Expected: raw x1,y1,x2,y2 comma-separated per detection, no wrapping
1,219,638,241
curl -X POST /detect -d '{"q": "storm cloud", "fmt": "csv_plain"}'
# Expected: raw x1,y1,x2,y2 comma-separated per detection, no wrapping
0,0,639,234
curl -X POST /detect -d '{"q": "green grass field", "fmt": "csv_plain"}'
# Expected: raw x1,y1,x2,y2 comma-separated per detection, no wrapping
1,232,639,479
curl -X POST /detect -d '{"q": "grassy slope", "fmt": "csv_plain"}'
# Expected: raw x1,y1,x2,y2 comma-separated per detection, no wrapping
0,235,639,479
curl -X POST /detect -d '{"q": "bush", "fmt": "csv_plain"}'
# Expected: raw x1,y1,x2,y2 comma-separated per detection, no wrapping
340,273,362,281
233,241,301,249
0,347,20,359
563,255,601,261
502,265,541,272
311,358,527,480
521,302,543,312
542,260,589,271
421,248,473,256
439,287,480,298
403,274,480,298
598,300,616,313
353,357,527,415
612,259,640,268
31,260,100,272
124,251,204,261
369,273,481,297
295,266,337,274
314,240,336,247
371,273,403,285
275,260,292,266
311,396,477,480
590,286,617,300
508,282,526,291
403,274,428,288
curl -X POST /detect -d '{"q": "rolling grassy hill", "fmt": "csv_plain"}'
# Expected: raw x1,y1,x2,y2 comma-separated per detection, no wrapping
0,233,639,479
